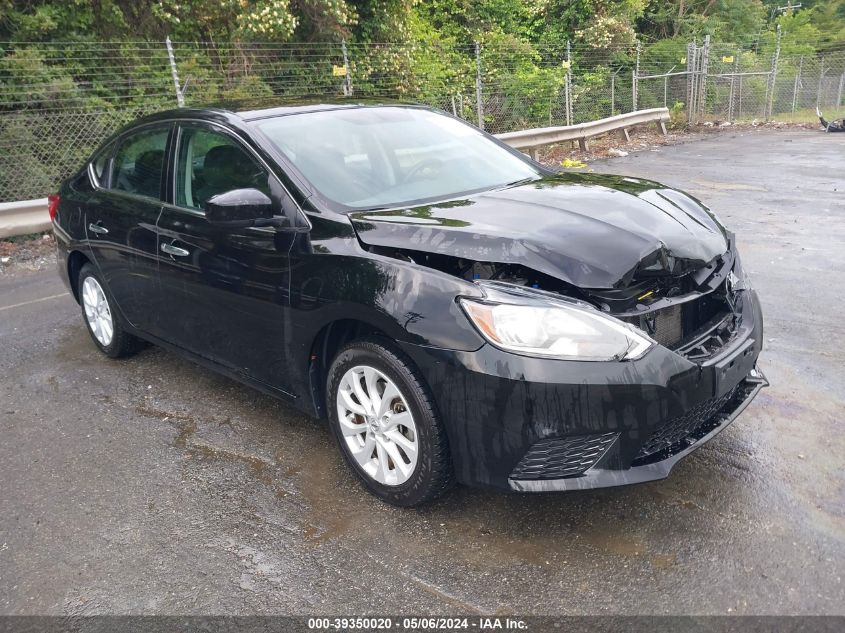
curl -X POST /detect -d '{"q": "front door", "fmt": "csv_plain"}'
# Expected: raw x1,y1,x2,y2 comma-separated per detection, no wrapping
155,123,294,393
85,125,170,332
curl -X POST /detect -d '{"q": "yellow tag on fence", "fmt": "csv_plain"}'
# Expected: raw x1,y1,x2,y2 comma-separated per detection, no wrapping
722,56,734,63
332,65,346,77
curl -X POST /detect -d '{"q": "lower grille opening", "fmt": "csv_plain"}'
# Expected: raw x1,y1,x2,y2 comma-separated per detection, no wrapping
510,433,618,480
632,381,756,466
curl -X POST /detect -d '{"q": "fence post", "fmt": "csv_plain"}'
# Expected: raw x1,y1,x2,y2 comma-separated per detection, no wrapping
686,41,696,123
341,39,352,96
817,55,825,106
728,51,739,121
766,25,781,119
565,39,573,125
792,55,803,113
610,68,616,116
610,73,615,116
474,41,484,130
698,34,710,120
633,40,640,111
837,72,844,107
165,36,185,107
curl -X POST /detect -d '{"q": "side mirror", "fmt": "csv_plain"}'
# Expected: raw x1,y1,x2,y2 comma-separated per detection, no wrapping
205,188,275,228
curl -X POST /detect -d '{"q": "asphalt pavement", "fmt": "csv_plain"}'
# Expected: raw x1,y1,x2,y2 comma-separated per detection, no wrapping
0,128,842,616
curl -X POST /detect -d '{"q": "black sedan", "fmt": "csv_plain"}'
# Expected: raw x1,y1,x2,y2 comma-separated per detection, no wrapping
51,103,767,506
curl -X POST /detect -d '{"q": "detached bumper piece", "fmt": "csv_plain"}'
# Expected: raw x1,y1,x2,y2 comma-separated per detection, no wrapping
509,367,768,493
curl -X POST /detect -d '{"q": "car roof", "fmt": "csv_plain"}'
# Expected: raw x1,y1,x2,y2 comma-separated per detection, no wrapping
131,98,426,127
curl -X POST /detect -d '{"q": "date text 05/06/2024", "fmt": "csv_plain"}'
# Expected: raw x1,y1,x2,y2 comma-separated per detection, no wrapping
307,617,529,630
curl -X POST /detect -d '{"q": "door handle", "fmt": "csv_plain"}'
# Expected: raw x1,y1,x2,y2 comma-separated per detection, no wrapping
161,242,190,257
88,223,109,235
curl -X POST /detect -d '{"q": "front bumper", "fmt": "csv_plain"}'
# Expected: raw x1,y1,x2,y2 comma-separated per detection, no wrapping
399,289,766,492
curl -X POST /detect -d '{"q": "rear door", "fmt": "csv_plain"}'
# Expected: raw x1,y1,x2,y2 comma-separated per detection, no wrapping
155,122,295,393
85,124,171,333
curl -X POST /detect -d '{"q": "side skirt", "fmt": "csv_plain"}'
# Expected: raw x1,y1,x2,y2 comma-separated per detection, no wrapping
122,323,305,409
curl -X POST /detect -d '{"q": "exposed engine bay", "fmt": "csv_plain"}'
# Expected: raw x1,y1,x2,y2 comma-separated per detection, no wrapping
368,242,744,362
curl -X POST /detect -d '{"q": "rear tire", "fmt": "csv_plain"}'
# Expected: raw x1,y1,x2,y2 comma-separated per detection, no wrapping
326,338,454,506
77,263,142,358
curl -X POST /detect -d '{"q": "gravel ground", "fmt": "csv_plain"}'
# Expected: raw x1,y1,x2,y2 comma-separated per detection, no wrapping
0,128,842,617
0,233,56,276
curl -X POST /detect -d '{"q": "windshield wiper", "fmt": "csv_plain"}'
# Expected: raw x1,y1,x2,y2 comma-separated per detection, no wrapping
501,176,539,189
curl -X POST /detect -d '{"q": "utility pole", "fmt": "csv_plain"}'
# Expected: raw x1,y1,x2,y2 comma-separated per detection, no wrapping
770,2,802,21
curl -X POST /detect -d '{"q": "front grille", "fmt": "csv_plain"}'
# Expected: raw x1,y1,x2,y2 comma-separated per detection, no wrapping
511,433,618,480
622,292,736,356
633,386,741,465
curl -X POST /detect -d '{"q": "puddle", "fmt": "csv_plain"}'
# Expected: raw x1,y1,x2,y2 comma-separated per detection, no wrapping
134,404,198,448
186,441,276,486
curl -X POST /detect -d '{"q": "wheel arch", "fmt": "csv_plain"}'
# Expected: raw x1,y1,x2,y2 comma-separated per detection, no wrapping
307,318,396,419
67,250,92,303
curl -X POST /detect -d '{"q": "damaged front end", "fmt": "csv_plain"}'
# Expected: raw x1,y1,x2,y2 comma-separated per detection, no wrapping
350,175,766,492
366,232,747,366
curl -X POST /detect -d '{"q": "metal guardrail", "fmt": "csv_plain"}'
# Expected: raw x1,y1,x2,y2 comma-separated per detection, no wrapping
496,107,670,159
0,198,49,239
0,108,669,239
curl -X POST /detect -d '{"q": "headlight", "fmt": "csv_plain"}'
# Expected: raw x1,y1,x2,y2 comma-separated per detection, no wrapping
459,290,654,361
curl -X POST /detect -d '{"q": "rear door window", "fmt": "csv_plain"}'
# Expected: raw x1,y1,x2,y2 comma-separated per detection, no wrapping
111,127,170,200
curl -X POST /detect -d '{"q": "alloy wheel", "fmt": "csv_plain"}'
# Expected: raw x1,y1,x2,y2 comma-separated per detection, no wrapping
81,276,114,347
335,365,419,486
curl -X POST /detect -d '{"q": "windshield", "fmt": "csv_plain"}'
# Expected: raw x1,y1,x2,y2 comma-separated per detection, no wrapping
254,107,540,210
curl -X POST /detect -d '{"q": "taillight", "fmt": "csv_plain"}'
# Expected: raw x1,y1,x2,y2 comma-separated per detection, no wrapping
48,194,60,222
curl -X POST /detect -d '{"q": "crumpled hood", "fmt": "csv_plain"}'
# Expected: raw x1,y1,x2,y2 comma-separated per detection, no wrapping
349,172,729,289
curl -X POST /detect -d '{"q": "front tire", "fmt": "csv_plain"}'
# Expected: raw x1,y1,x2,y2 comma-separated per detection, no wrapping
77,263,142,358
326,338,454,506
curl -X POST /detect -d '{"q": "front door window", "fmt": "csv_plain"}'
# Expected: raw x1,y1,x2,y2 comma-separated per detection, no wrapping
175,127,270,211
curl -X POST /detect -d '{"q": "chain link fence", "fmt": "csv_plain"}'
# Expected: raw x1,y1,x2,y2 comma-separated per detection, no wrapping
1,39,843,202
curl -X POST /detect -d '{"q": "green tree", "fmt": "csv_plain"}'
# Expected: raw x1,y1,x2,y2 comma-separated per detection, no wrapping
640,0,766,42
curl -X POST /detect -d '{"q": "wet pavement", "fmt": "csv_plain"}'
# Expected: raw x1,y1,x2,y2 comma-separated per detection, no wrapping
1,129,843,615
